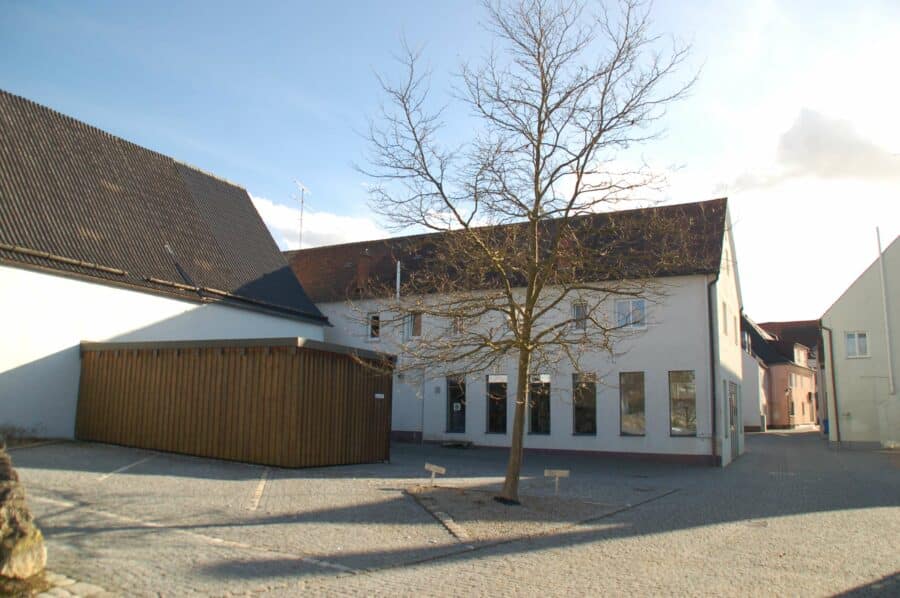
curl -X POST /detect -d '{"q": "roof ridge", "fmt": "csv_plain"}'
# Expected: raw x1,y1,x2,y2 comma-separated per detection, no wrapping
0,88,248,192
286,198,728,254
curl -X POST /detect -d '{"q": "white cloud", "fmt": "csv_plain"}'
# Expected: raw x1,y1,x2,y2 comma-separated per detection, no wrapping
732,109,900,191
250,195,388,250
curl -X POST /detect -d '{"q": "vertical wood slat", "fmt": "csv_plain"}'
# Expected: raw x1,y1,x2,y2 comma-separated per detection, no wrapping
76,341,392,468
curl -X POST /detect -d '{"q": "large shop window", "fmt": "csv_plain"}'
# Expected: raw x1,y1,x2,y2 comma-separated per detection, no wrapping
619,371,645,436
573,373,597,435
487,375,507,434
669,370,697,436
446,376,466,433
529,375,551,434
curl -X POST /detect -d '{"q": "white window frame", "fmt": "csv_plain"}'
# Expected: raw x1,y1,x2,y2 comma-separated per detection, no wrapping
404,312,422,340
572,301,588,331
615,298,646,330
366,312,380,341
845,331,869,358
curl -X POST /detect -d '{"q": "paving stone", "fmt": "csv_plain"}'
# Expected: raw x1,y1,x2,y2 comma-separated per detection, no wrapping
10,433,900,596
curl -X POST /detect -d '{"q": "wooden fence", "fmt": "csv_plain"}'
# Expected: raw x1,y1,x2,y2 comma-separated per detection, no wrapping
76,338,393,468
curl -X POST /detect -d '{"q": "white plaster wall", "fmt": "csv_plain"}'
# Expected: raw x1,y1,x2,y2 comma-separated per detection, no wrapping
741,351,764,429
0,265,325,439
318,274,718,458
711,221,745,464
822,237,899,446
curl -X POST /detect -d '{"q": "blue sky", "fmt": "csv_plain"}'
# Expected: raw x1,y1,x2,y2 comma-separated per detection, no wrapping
3,0,899,321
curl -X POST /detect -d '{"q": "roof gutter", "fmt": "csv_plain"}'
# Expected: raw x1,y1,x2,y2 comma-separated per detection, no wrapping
820,322,841,444
707,272,720,466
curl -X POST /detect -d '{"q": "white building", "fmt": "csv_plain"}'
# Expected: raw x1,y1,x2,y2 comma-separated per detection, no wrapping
821,235,899,448
288,199,745,466
0,90,328,439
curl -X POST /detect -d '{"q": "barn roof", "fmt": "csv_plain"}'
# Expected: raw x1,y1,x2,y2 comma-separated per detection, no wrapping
0,89,326,324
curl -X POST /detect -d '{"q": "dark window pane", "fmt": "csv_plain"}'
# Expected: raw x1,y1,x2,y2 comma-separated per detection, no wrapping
529,379,551,434
487,376,507,434
669,370,696,436
620,371,645,435
447,377,466,433
573,373,597,435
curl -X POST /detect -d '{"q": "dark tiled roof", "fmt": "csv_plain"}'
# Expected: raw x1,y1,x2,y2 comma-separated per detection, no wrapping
759,320,820,355
286,199,727,303
0,90,326,324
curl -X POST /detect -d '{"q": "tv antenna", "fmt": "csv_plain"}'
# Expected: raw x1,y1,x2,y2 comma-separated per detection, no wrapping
293,180,311,248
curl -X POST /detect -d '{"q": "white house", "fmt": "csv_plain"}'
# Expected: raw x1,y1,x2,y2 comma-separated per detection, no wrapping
740,315,772,432
0,90,329,439
288,199,745,466
820,234,899,448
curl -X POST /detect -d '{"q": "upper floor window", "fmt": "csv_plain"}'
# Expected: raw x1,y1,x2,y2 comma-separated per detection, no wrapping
451,316,464,335
734,316,738,345
404,312,422,339
615,298,646,329
367,313,380,340
846,332,868,358
572,302,588,331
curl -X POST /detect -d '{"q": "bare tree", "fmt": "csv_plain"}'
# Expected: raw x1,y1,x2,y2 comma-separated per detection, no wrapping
359,0,697,502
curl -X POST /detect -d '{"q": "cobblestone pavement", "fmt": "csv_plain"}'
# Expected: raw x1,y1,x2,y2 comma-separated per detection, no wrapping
12,432,900,597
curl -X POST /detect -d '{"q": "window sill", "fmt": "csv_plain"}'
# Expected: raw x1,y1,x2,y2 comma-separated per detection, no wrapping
528,432,551,436
485,431,507,435
445,431,466,435
619,433,646,437
670,433,698,438
572,432,597,437
846,355,870,359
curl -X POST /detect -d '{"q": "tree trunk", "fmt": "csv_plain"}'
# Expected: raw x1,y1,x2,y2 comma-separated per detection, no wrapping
498,349,531,503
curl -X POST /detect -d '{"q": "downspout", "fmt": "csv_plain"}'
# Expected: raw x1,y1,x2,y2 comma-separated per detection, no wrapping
707,272,720,465
820,322,841,444
876,228,896,395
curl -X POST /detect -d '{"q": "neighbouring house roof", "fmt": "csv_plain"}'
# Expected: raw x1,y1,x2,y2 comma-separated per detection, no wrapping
743,314,814,367
759,320,820,356
0,90,327,324
286,198,728,303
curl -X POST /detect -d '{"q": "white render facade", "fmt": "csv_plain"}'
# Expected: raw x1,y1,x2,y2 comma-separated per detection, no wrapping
0,264,325,439
315,226,745,466
821,236,899,448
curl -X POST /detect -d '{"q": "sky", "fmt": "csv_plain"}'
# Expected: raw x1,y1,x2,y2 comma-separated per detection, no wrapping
2,0,899,323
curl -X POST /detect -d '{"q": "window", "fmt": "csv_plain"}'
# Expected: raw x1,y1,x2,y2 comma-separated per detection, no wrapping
722,303,728,335
446,376,466,433
367,313,380,340
404,312,422,339
486,375,507,434
788,372,795,388
619,371,645,436
669,371,697,436
529,375,551,434
573,373,597,435
788,397,795,417
451,316,464,335
846,332,868,358
615,299,646,329
734,316,738,345
573,302,588,330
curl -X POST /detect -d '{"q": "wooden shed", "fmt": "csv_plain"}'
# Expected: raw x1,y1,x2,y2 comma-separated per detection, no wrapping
76,338,394,468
